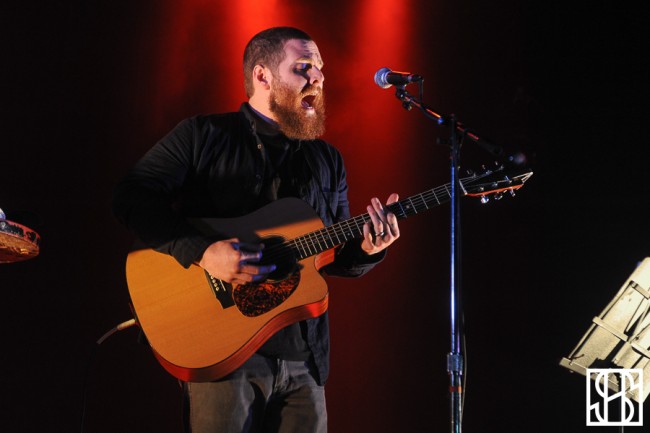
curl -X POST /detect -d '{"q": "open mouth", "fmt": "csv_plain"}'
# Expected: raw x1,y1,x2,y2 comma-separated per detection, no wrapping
301,94,316,109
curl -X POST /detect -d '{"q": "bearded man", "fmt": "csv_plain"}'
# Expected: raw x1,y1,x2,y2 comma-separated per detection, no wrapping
113,27,400,433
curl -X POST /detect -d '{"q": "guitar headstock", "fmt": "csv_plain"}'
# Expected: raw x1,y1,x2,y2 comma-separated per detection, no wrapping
461,163,533,203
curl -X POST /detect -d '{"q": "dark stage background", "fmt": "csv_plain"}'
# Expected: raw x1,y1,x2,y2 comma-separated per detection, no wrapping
1,1,648,432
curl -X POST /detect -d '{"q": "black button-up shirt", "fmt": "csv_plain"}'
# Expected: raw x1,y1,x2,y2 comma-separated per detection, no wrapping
113,103,384,384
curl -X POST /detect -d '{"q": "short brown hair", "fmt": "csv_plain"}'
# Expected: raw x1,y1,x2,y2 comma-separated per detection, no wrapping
243,27,313,97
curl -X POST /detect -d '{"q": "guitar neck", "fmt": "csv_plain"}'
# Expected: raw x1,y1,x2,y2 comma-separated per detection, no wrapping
289,181,455,261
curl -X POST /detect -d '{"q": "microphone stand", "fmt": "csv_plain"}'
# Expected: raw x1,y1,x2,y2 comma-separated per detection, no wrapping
393,85,502,433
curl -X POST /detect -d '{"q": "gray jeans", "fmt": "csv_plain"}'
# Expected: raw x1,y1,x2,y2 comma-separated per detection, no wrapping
183,354,327,433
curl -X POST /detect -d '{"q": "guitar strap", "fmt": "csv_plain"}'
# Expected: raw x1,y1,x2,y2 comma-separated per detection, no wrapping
242,104,338,224
300,142,339,225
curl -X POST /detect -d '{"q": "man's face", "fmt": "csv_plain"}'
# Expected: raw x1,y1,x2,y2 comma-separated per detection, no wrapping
268,39,326,140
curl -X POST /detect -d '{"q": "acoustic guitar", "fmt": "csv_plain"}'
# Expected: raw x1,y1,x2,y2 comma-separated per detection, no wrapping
125,164,532,381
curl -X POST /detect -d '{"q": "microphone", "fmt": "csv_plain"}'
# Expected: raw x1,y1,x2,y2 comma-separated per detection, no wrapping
374,67,423,89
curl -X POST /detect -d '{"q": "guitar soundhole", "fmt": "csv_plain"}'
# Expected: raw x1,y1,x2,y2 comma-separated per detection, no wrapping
259,235,298,280
233,272,301,317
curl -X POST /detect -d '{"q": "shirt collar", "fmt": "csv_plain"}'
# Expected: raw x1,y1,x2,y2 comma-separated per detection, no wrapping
240,102,281,137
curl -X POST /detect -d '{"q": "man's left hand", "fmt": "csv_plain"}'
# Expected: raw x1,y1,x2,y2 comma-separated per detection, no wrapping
361,193,400,255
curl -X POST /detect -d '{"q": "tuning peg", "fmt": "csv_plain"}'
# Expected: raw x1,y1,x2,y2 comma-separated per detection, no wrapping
509,189,516,198
480,195,489,204
494,193,503,201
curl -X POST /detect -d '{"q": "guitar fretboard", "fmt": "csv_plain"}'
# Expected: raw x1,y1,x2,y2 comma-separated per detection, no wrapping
286,179,461,261
257,165,531,267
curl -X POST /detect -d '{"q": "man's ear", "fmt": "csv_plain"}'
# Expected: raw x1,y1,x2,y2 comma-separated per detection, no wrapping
252,64,271,91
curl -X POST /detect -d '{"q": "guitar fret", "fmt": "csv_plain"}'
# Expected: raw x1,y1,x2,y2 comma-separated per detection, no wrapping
338,223,351,241
339,221,348,240
315,230,326,251
311,230,322,253
329,226,341,245
418,193,429,210
353,217,364,236
295,237,309,260
402,200,414,216
308,234,318,254
323,228,336,249
394,201,407,218
313,230,327,252
345,220,355,238
433,189,442,204
318,230,328,250
302,234,311,256
415,197,422,211
305,233,316,256
321,228,332,249
422,191,434,209
303,240,311,259
341,221,350,241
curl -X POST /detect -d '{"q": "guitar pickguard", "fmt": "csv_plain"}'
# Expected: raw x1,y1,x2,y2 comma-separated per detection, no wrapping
232,272,301,317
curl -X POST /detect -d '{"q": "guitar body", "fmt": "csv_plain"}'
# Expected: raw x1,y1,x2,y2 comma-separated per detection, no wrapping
126,198,331,382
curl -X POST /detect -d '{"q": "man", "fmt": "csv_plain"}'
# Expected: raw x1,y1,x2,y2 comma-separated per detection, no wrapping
113,27,400,433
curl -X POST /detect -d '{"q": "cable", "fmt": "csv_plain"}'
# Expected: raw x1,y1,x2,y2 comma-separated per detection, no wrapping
96,319,137,345
80,318,137,433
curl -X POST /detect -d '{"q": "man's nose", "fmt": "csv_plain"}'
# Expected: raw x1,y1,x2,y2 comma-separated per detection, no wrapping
308,67,324,86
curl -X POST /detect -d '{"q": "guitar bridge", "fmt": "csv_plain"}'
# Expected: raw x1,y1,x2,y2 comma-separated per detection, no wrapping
205,271,235,309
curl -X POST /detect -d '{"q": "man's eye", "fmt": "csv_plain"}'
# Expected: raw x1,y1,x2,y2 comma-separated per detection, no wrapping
295,63,311,72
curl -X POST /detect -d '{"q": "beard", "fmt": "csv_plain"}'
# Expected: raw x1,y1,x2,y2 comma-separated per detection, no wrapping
269,79,326,140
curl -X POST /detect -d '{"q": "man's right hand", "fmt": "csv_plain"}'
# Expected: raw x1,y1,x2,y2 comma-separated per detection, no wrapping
197,238,276,285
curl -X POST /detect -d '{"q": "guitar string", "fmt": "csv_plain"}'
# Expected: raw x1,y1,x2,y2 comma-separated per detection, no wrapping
260,193,427,262
255,170,510,264
258,183,453,263
259,177,482,263
217,170,528,285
